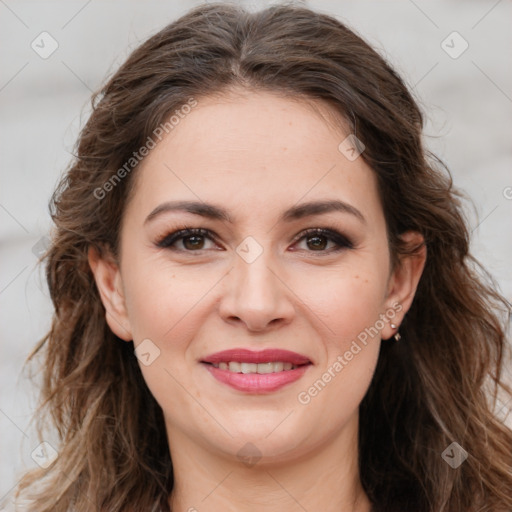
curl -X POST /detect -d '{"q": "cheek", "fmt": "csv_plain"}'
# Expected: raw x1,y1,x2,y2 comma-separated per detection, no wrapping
294,277,383,425
296,264,387,344
121,259,213,412
293,267,385,403
122,253,219,342
333,274,385,338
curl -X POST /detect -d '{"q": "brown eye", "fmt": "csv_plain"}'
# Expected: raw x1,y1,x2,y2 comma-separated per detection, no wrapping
293,228,354,253
156,228,218,251
182,235,206,250
306,234,329,251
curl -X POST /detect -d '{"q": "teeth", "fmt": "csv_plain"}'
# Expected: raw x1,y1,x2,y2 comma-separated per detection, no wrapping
273,362,284,372
228,362,241,373
257,362,274,374
211,361,300,373
241,362,257,374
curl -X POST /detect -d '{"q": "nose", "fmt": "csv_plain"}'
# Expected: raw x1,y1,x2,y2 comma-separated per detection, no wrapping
218,250,295,332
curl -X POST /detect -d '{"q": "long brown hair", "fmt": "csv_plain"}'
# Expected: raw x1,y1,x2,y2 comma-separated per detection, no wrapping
13,3,512,511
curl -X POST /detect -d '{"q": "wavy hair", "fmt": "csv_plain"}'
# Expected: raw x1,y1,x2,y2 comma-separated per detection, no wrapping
13,3,512,511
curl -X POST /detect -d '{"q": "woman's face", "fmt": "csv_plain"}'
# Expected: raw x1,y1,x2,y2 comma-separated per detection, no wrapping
91,90,424,466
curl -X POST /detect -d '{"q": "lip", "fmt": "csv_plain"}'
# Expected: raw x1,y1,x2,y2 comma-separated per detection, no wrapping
201,348,312,393
201,348,311,365
203,363,310,393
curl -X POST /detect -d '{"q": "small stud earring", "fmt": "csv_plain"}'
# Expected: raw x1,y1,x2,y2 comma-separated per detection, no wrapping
390,323,401,342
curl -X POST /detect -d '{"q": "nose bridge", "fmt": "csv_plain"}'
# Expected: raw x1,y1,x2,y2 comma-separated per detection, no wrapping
219,236,294,330
233,240,278,304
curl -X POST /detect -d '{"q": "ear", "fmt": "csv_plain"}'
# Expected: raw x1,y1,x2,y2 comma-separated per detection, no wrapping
381,231,426,340
88,246,133,341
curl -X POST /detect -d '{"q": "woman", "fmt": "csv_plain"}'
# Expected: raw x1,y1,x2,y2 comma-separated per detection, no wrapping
13,2,512,511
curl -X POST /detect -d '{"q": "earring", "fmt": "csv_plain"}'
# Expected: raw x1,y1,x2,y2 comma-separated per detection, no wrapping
390,323,401,342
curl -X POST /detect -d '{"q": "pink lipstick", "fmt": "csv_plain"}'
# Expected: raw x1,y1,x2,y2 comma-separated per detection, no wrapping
201,348,312,393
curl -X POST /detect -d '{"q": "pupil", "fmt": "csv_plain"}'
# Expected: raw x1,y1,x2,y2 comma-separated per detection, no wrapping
308,235,326,250
184,235,204,250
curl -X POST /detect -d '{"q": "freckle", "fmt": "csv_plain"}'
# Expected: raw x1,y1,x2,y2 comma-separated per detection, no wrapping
354,275,359,279
364,279,369,284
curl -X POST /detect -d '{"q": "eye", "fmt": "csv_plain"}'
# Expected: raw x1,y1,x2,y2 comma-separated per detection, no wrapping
155,226,354,254
292,228,354,253
156,227,219,251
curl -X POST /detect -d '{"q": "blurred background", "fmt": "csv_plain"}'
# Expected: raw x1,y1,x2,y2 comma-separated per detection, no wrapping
1,0,511,504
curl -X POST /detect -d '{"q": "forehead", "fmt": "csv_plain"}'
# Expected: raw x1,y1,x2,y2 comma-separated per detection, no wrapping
126,90,381,226
147,90,349,169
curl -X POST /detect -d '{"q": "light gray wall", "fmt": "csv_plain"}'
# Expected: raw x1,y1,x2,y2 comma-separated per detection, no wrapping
1,0,511,505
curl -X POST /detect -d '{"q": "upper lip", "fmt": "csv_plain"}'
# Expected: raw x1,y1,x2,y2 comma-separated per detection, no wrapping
202,348,311,365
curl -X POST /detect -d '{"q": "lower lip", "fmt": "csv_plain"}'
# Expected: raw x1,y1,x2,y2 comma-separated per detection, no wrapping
203,363,310,393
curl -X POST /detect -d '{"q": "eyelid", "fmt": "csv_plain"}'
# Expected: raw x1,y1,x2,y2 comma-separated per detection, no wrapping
155,226,220,249
291,227,354,251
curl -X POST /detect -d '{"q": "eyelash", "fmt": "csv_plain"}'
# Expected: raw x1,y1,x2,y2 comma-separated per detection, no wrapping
155,226,354,254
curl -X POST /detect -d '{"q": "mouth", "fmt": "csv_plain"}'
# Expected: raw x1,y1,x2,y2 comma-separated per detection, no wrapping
207,361,302,373
201,348,312,393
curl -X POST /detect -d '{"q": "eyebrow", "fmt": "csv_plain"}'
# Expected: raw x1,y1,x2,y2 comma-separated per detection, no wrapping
144,199,366,225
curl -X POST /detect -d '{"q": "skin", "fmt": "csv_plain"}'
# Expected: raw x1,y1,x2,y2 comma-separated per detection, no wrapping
89,89,426,512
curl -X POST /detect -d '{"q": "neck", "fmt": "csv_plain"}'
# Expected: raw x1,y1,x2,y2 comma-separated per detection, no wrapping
167,414,372,512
